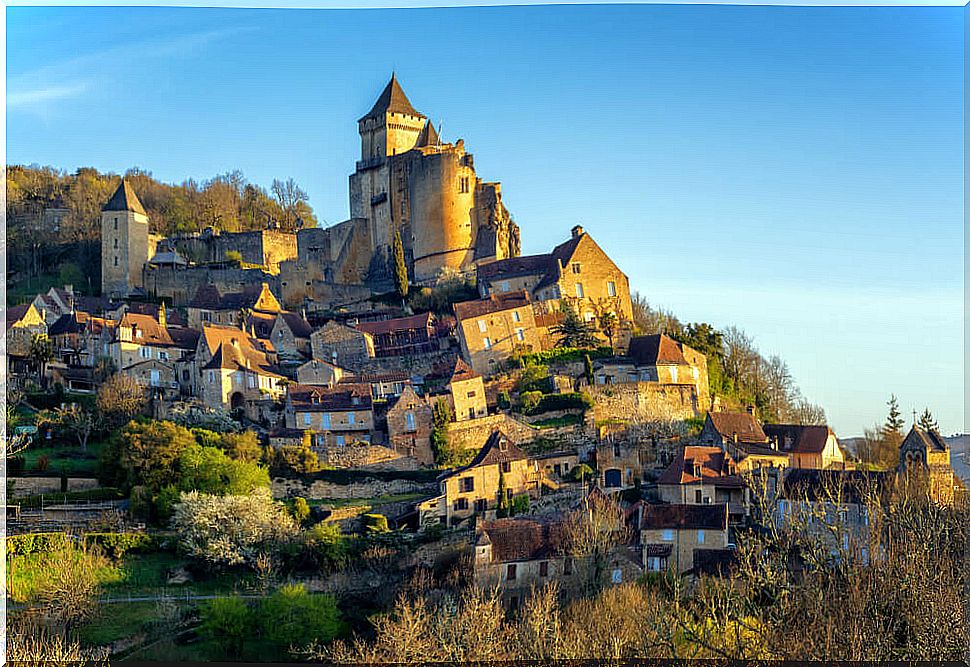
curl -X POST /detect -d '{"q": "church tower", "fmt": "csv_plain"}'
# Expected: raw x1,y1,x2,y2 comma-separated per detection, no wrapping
101,179,149,299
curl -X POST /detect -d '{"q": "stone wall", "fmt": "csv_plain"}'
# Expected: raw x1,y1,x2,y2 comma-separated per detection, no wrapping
165,230,297,273
315,442,420,471
271,476,437,501
142,264,279,306
7,477,100,498
446,413,538,452
588,382,701,422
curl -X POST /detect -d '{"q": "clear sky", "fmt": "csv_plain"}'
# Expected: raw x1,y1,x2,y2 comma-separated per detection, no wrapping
7,4,965,437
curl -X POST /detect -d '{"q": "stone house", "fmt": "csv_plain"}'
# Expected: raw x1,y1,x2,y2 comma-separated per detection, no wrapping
109,312,199,398
46,311,114,368
186,282,282,329
698,411,789,472
284,383,374,447
447,358,488,421
354,371,411,400
6,303,48,384
453,290,542,376
386,385,435,465
199,337,287,419
122,358,180,401
310,321,376,371
593,334,710,408
633,502,730,574
595,437,647,490
295,358,350,387
477,226,633,325
416,430,543,528
245,309,313,364
534,450,582,482
898,425,956,505
763,424,847,470
657,446,748,528
355,312,450,358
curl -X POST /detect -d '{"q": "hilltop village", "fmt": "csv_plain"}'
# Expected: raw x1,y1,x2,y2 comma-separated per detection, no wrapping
6,77,966,661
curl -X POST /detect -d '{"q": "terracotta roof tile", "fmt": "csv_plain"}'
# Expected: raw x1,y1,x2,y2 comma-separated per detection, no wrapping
288,383,373,412
763,424,835,455
356,312,434,336
638,503,727,531
658,446,742,486
708,411,768,444
478,516,564,562
453,290,531,321
628,334,688,367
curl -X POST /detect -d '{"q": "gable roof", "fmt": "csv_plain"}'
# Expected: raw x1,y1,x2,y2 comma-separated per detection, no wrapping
278,311,312,339
189,283,280,313
453,290,531,321
464,430,528,469
763,424,836,455
356,312,434,337
707,411,768,444
477,254,554,283
287,382,373,411
6,304,32,329
200,324,275,357
658,446,742,486
115,312,198,349
102,179,147,215
478,516,565,562
637,503,727,531
628,334,688,367
360,74,424,122
904,425,948,453
416,120,440,147
202,339,284,378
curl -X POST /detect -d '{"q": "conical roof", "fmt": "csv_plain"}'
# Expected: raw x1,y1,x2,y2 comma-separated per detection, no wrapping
359,74,424,122
416,120,440,147
102,179,147,215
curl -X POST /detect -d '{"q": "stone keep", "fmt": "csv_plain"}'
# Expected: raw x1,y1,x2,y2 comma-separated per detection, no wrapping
101,179,150,299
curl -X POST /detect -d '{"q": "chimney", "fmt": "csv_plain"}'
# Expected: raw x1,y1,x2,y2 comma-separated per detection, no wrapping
571,225,585,239
746,405,756,418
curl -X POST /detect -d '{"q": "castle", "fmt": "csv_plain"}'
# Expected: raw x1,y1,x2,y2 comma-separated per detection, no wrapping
311,74,521,286
102,75,522,303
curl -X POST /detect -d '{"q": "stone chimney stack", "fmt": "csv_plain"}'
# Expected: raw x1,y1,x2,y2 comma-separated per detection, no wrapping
571,225,585,239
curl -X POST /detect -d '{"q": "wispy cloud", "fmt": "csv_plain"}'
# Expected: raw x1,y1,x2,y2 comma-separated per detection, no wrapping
8,25,253,115
8,82,90,109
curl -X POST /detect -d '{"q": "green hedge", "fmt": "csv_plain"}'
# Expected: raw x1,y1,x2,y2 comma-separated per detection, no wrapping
517,346,613,367
83,532,156,557
7,532,69,557
16,487,125,510
524,392,594,416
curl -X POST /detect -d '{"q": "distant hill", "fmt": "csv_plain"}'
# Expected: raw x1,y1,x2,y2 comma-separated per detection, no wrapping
946,434,969,484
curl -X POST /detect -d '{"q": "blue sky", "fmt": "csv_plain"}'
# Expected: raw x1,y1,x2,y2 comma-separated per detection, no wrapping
7,4,965,437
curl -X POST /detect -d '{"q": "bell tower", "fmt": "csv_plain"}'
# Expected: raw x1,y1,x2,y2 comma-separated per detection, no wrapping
101,179,149,299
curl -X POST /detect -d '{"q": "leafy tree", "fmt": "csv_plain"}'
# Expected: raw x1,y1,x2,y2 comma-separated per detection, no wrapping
392,230,409,303
552,300,599,349
176,443,270,496
200,595,253,658
917,407,938,433
598,311,618,352
430,399,459,467
117,420,196,491
96,373,148,430
28,333,54,388
52,404,98,452
631,292,682,337
259,585,344,656
496,469,509,517
172,488,298,568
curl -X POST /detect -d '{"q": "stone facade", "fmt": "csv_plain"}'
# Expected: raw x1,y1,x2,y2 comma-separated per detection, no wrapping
445,413,538,453
588,382,703,423
271,475,436,501
386,386,435,465
454,291,543,376
310,322,376,370
635,503,730,575
162,229,298,273
101,180,151,299
142,264,280,306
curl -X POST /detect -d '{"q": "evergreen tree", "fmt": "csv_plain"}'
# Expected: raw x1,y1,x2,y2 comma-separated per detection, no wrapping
917,407,939,432
882,394,906,450
584,353,594,385
497,469,509,517
552,300,599,349
392,231,409,303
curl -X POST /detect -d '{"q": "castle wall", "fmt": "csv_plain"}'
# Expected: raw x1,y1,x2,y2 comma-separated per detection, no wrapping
588,382,703,423
142,264,280,306
165,230,297,273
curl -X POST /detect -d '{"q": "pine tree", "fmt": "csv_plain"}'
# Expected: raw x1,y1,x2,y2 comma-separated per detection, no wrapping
584,353,594,385
497,469,509,517
882,394,905,449
392,231,409,304
552,300,599,349
917,407,938,433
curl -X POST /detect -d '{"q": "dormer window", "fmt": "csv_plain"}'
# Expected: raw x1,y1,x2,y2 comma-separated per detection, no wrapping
571,262,581,274
498,438,508,452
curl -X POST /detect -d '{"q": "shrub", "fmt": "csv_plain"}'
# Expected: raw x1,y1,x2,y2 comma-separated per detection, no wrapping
200,595,252,658
291,497,311,525
516,364,549,394
523,392,594,416
305,522,350,569
363,513,390,533
83,532,155,558
567,463,595,483
497,391,511,410
8,456,25,476
35,455,50,472
520,391,543,414
258,584,344,655
7,532,69,557
517,346,613,367
509,494,530,516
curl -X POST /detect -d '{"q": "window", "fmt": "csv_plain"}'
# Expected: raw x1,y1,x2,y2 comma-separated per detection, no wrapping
613,443,621,458
539,561,549,577
348,412,356,426
512,311,521,323
611,569,622,584
483,337,492,350
575,283,584,299
455,497,469,511
247,375,256,389
647,557,664,572
460,477,474,493
515,328,525,341
501,461,512,474
467,391,476,398
500,280,511,292
474,498,487,513
322,413,332,429
670,367,679,383
697,530,705,545
405,410,416,431
607,281,617,297
113,238,118,249
208,370,216,383
468,408,475,420
139,347,150,359
563,558,573,575
149,369,160,386
114,256,119,267
114,218,119,230
584,311,595,323
303,413,312,426
695,490,703,503
478,320,487,333
662,529,674,542
571,262,581,274
507,564,517,580
458,176,470,193
159,351,169,361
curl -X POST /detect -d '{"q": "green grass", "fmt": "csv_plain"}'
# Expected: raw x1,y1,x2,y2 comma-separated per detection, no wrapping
6,549,124,603
76,601,161,646
18,441,105,476
129,637,212,662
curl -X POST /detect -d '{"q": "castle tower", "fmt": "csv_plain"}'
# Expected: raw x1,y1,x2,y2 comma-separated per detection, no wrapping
101,179,149,299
